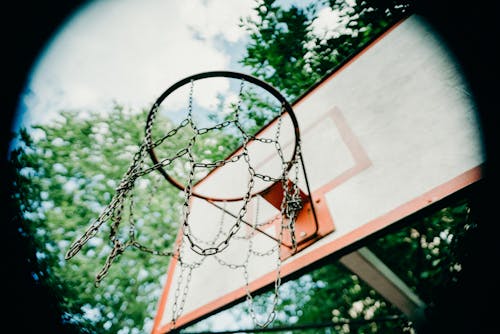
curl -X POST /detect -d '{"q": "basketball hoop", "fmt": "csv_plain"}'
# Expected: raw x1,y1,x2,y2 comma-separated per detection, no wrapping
65,70,327,330
146,71,302,202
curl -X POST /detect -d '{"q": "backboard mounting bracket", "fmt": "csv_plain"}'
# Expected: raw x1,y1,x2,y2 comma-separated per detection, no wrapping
259,181,335,259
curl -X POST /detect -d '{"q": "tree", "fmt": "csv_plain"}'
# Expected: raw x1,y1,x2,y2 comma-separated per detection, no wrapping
9,95,273,333
240,0,318,99
240,0,412,101
9,106,195,333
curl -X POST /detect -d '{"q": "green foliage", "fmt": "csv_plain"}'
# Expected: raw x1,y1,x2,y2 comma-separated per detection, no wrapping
240,0,319,99
240,0,412,101
10,106,186,332
11,95,271,332
367,200,475,309
263,265,399,333
10,79,287,331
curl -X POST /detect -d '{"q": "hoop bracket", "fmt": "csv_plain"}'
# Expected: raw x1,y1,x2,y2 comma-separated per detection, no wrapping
280,192,335,259
260,180,335,258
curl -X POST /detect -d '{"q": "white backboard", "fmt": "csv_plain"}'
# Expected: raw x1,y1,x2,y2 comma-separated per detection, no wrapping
152,14,484,334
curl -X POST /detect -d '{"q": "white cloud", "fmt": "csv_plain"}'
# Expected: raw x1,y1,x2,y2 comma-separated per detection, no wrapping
18,0,256,128
180,0,256,43
311,6,343,40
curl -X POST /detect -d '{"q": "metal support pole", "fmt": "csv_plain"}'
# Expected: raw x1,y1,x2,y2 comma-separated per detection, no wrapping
339,247,427,328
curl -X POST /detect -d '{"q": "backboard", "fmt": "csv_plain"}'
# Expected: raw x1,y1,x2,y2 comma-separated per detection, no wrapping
151,14,484,334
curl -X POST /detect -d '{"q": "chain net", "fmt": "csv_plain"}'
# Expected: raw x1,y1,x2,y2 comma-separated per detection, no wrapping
65,76,305,329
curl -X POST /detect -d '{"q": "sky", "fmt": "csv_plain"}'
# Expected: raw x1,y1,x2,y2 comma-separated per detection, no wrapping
15,0,254,130
13,0,340,133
